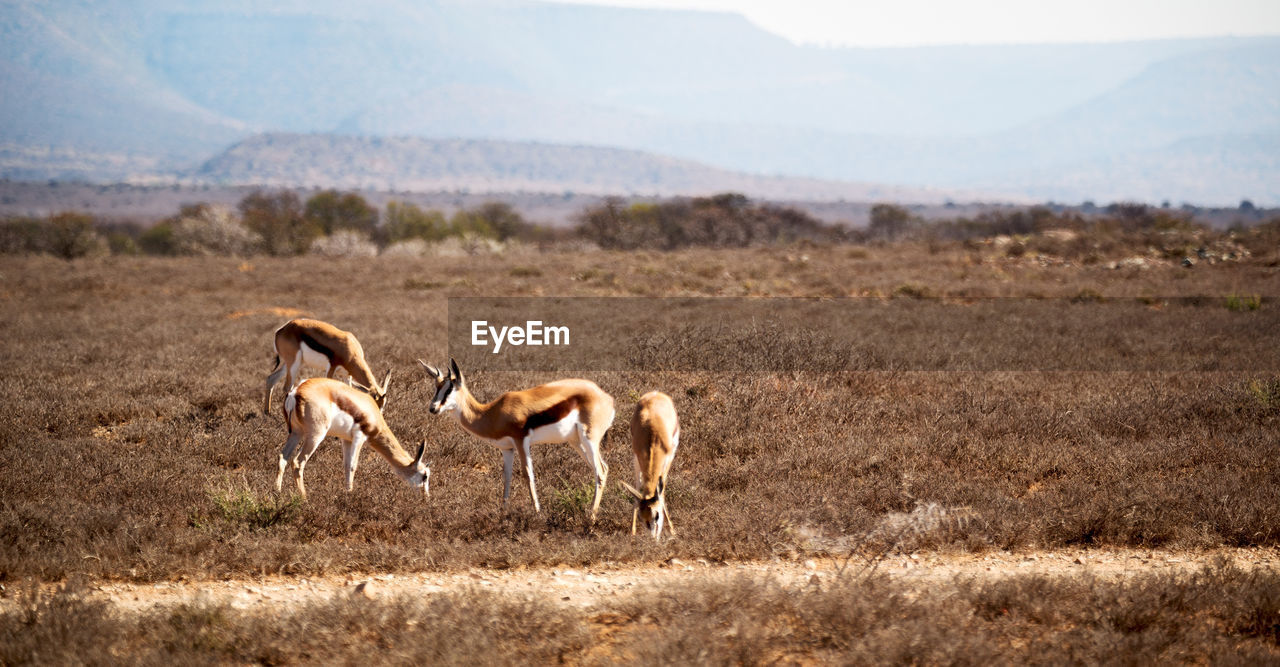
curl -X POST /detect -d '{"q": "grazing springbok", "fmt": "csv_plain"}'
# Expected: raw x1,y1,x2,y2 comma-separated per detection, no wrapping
278,377,430,499
418,358,613,518
264,318,391,414
619,391,680,539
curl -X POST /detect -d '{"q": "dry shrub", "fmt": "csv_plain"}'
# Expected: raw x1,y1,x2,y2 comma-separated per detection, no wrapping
381,238,430,257
603,563,1280,663
863,502,980,553
578,194,846,250
172,205,261,256
1,586,586,665
387,235,510,257
310,229,379,258
0,579,116,666
0,213,108,258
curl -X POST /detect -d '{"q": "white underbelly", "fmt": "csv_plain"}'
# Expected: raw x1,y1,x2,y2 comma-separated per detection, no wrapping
527,410,580,445
326,410,359,441
299,341,332,373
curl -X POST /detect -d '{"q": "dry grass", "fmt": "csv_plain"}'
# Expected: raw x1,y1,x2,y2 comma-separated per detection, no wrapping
1,578,586,665
0,243,1277,582
602,562,1280,664
3,563,1277,664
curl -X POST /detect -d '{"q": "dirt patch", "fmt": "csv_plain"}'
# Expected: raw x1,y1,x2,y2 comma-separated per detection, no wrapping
11,548,1275,616
225,306,307,320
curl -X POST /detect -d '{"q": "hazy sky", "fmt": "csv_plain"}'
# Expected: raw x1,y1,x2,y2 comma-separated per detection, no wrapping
551,0,1280,47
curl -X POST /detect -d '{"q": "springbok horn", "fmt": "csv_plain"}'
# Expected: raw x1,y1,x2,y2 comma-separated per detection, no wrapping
416,359,440,379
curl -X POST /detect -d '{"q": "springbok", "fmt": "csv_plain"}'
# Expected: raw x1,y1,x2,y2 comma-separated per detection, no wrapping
619,391,680,539
418,359,613,518
278,377,430,499
264,319,391,414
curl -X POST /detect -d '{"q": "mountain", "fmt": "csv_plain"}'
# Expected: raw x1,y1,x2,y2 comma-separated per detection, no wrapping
193,133,978,203
1,0,1277,205
0,1,247,165
996,133,1280,205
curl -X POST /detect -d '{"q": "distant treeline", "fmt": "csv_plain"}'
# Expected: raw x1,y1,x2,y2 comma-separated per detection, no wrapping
0,189,561,259
1,189,1277,261
579,193,848,249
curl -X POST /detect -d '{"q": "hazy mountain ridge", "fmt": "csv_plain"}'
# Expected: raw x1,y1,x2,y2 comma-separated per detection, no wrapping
2,0,1278,204
0,0,248,160
194,132,976,203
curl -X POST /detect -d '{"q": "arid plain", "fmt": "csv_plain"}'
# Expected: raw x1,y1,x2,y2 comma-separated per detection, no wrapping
2,232,1279,663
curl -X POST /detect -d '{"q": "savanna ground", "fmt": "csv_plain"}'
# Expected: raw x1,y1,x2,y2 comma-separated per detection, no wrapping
2,238,1279,663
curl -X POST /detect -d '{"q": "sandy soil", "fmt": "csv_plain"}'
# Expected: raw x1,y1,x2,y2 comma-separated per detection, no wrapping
5,548,1276,615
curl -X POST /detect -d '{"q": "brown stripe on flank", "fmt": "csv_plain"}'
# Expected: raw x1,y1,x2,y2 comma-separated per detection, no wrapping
298,331,338,364
524,398,579,431
335,395,378,437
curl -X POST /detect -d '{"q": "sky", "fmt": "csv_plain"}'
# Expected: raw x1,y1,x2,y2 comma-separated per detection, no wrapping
551,0,1280,47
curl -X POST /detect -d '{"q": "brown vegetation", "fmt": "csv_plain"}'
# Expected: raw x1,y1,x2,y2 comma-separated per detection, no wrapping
0,239,1276,584
3,563,1278,664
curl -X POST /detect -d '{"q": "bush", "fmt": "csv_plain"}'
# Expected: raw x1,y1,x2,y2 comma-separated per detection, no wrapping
383,201,448,244
1226,294,1263,312
304,190,378,237
239,190,318,256
310,230,379,258
46,213,106,259
577,193,843,250
466,202,536,241
449,209,496,240
868,203,915,241
105,232,139,255
171,206,261,256
381,238,430,257
0,213,105,258
138,221,176,255
427,235,507,256
0,217,46,254
95,221,145,256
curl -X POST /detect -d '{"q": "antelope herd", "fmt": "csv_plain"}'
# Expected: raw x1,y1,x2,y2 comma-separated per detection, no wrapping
263,318,680,539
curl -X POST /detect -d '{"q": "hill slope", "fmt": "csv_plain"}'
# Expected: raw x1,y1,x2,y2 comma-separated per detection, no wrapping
2,1,1277,203
193,133,976,203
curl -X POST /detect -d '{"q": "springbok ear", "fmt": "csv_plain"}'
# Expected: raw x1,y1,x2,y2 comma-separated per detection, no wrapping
381,368,393,392
657,476,665,497
351,379,371,393
413,440,427,466
618,481,643,500
450,358,464,386
417,359,442,381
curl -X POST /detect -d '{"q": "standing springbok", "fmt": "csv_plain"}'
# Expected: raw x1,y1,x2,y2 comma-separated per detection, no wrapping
278,378,430,499
619,391,680,539
418,359,613,518
264,319,391,414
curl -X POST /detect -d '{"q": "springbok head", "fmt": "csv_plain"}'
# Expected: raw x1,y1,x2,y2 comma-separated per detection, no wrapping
619,478,669,539
352,369,393,409
418,358,463,415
